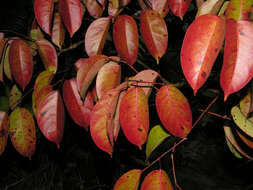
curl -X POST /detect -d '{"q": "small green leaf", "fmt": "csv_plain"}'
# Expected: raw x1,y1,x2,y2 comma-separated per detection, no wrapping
225,137,243,159
146,125,170,160
9,85,22,110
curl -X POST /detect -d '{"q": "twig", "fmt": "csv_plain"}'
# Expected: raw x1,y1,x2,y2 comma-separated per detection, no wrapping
171,147,183,190
198,109,231,121
58,40,84,56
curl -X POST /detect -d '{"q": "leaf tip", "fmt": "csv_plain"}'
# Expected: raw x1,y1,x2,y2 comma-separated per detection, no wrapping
193,89,198,96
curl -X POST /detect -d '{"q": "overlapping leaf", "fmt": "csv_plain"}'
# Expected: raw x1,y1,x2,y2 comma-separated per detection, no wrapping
119,87,149,148
168,0,192,19
9,85,22,110
140,10,168,63
113,15,138,66
0,39,7,82
113,169,142,190
0,111,9,156
196,0,225,17
9,108,36,159
85,17,111,57
140,169,173,190
156,85,192,138
138,0,152,10
220,20,253,100
146,125,170,160
36,39,58,73
152,0,169,17
225,134,243,159
63,78,94,131
3,45,12,81
84,0,105,18
225,0,253,21
77,55,109,99
90,83,127,156
51,12,65,49
34,0,54,35
9,39,33,91
181,14,225,95
37,91,64,148
59,0,83,37
96,61,121,99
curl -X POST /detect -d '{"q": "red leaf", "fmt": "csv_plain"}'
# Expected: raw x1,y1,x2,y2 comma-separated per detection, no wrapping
156,85,192,138
77,55,109,99
119,87,149,149
140,10,168,63
90,83,127,156
220,20,253,101
59,0,83,37
34,0,54,35
138,0,152,10
9,108,36,159
113,169,142,190
113,15,138,66
9,39,33,91
96,61,121,99
37,91,65,148
51,12,66,49
85,17,111,57
85,0,105,18
36,39,58,73
152,0,170,17
0,33,4,40
225,0,252,21
168,0,192,19
140,169,173,190
0,111,9,156
181,14,225,95
63,78,94,131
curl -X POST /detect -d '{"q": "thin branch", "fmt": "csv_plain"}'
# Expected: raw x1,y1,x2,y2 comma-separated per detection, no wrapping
198,109,231,121
58,40,84,56
171,148,183,190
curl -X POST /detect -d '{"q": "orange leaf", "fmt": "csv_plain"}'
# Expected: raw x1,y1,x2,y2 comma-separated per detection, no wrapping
140,169,173,190
96,61,121,99
225,0,253,21
63,78,94,131
36,39,58,73
181,14,225,95
85,17,111,57
140,10,168,63
113,15,139,66
9,108,36,159
9,39,33,91
168,0,192,19
0,111,9,156
34,0,54,35
113,169,142,190
119,87,149,148
37,91,65,148
59,0,83,37
220,20,253,100
156,85,192,138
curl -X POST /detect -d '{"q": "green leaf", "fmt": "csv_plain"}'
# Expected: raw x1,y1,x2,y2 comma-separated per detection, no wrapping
146,125,170,160
9,84,22,110
0,96,9,111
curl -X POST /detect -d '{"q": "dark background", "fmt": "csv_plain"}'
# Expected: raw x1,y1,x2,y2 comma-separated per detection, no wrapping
0,0,253,190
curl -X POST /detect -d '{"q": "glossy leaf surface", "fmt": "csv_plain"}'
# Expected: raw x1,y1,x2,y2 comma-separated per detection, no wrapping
181,14,225,95
156,85,192,138
9,108,36,159
226,0,253,21
146,125,170,159
52,12,65,49
140,169,173,190
220,20,253,100
0,111,9,156
196,0,224,17
36,39,58,73
140,10,168,63
63,78,94,131
85,17,111,57
9,39,33,91
34,0,54,35
113,169,142,190
84,0,104,18
96,61,121,99
9,85,22,110
152,0,169,17
120,87,149,148
37,91,64,148
113,15,138,66
77,55,109,99
168,0,192,19
59,0,83,37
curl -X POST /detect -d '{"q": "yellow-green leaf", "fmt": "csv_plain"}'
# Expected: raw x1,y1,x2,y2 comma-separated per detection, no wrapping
225,136,243,159
146,125,170,160
225,0,253,21
9,108,36,159
9,84,22,110
0,111,9,156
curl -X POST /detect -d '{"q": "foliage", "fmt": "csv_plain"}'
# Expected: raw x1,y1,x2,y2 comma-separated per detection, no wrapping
0,0,253,189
